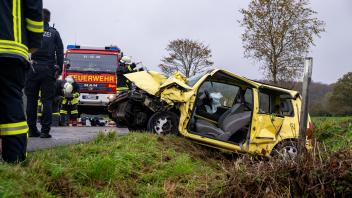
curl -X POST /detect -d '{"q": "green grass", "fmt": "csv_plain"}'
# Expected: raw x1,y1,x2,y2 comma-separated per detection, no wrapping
0,133,224,197
0,117,351,197
313,116,352,151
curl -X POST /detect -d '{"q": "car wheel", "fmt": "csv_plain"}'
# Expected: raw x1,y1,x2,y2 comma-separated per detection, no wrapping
147,111,179,135
271,140,299,160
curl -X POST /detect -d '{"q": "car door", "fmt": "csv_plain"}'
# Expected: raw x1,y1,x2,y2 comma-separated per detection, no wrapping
251,90,284,144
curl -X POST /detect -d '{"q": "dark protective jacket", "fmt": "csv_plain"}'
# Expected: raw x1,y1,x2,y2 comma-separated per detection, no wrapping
0,0,43,62
31,22,64,73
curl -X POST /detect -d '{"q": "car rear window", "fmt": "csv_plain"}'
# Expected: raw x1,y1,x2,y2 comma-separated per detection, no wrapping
258,90,294,117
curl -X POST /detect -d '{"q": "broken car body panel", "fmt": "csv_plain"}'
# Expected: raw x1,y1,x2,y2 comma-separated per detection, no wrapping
124,71,167,95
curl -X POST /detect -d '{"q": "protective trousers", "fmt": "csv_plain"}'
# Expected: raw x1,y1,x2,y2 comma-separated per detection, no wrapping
25,63,55,134
38,94,60,126
51,96,61,126
37,97,43,120
60,98,79,116
60,97,79,126
0,58,28,163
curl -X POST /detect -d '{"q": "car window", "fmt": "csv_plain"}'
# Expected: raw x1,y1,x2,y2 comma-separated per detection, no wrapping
204,82,239,107
258,90,294,116
187,72,206,87
259,92,270,113
244,89,253,107
280,96,294,116
198,81,240,114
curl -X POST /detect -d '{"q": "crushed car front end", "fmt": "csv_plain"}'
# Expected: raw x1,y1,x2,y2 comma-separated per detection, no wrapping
108,88,171,130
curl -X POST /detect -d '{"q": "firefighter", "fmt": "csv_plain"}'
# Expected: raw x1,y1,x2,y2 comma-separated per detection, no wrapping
60,76,80,126
25,8,64,138
116,56,136,92
0,0,43,163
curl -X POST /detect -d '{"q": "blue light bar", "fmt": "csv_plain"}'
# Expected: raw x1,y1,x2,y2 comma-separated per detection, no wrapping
67,44,120,52
105,46,120,52
67,45,79,49
110,47,119,51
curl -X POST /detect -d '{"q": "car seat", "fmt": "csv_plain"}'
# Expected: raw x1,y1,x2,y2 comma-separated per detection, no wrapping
195,103,251,141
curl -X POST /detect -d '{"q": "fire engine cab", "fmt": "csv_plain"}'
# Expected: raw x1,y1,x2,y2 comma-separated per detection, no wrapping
62,45,122,113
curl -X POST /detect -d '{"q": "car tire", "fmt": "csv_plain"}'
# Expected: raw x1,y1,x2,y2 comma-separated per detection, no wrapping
147,111,179,135
271,140,299,160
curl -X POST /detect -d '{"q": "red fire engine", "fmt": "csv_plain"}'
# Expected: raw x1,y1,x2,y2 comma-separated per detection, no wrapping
62,45,122,114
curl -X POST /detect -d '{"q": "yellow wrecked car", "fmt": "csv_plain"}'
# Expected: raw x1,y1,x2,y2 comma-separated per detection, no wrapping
108,69,313,157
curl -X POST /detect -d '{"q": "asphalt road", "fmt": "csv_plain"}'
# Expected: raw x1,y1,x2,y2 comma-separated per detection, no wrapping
27,126,129,152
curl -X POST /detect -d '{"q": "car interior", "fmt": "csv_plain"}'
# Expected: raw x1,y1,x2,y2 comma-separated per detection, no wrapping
188,71,254,145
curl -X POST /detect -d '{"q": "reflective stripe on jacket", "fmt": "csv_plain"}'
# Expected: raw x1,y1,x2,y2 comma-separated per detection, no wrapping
0,0,44,61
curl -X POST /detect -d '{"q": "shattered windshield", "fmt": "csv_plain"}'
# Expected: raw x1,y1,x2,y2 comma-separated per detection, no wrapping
187,72,207,87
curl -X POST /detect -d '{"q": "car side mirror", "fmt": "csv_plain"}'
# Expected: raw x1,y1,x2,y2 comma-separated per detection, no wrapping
64,58,71,69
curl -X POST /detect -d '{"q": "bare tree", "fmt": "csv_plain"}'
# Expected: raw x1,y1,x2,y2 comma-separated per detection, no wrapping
239,0,325,84
159,39,214,77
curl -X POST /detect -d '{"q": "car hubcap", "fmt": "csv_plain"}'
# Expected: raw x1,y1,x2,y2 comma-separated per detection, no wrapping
154,117,172,135
281,146,298,159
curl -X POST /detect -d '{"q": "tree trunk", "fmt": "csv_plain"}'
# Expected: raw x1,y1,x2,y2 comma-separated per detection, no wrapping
272,57,278,85
272,67,278,85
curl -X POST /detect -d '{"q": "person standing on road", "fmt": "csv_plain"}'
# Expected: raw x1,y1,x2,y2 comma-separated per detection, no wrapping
0,0,43,163
25,8,64,138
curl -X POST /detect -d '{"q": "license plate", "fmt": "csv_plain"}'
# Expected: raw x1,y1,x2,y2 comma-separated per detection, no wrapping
83,94,98,100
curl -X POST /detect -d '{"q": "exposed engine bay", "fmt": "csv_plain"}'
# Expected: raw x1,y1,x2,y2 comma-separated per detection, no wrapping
108,88,178,131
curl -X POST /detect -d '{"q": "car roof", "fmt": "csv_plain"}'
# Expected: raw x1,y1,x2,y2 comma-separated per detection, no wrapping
209,69,299,97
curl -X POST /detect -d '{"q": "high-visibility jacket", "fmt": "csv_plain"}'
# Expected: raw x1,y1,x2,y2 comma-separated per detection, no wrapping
59,80,80,116
0,0,44,61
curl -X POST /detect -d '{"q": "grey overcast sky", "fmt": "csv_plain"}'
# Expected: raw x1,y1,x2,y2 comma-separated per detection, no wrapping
44,0,352,84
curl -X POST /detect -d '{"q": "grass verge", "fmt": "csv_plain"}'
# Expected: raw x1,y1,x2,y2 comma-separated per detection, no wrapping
0,133,225,197
0,117,351,197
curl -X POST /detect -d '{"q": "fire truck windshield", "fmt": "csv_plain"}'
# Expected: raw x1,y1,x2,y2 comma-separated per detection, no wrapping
67,53,117,72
